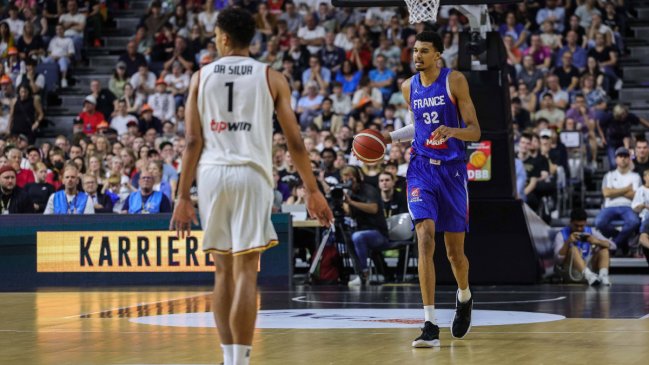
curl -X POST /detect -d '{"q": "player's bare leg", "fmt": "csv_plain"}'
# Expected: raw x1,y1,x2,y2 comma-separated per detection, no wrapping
412,219,440,347
212,253,235,365
416,220,437,306
444,232,473,339
230,251,261,365
444,232,469,289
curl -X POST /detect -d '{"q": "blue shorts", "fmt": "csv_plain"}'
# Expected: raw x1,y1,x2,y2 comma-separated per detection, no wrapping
406,156,469,232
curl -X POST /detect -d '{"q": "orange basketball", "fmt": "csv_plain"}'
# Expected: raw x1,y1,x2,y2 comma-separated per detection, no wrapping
353,129,386,163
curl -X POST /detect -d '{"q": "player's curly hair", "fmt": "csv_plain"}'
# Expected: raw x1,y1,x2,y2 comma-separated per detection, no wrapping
415,31,444,53
216,8,256,49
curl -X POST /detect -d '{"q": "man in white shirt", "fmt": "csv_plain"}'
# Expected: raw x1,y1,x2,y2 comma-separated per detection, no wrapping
110,99,138,135
330,82,352,116
45,24,75,88
544,75,570,109
5,6,25,39
163,61,190,106
534,93,565,127
364,7,395,33
147,80,176,123
15,59,45,96
595,147,641,255
297,14,325,55
130,64,157,99
59,0,86,61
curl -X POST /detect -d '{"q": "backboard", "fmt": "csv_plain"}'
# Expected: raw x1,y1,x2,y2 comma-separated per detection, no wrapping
332,0,521,7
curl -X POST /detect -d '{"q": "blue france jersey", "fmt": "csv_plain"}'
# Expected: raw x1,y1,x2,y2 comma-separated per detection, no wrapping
410,68,466,162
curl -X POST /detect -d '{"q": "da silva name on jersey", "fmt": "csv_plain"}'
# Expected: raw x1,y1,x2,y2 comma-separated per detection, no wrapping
212,64,253,76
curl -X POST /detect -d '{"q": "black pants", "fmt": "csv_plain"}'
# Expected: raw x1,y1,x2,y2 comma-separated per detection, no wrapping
527,179,556,212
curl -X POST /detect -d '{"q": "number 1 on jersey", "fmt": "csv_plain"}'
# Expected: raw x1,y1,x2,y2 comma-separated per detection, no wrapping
225,82,234,112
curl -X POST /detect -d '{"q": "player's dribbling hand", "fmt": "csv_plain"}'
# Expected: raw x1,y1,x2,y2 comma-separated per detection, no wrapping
382,131,392,144
432,126,453,142
170,198,199,239
305,191,333,228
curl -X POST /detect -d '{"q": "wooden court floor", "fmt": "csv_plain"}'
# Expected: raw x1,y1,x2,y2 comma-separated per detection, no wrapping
2,279,649,365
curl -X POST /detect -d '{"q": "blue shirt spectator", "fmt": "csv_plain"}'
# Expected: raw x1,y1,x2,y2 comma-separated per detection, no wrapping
302,56,331,88
369,55,395,101
499,12,528,49
515,158,527,201
297,82,325,113
555,31,588,69
335,60,363,95
536,0,566,33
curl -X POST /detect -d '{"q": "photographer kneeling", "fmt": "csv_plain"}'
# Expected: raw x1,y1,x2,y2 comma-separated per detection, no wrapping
340,167,389,286
554,209,614,286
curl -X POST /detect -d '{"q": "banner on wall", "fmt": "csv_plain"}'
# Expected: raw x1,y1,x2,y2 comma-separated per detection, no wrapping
37,231,215,272
466,140,492,182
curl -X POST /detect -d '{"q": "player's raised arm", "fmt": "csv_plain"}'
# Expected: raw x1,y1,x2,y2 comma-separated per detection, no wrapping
170,71,202,237
385,77,415,145
434,71,481,142
268,68,333,227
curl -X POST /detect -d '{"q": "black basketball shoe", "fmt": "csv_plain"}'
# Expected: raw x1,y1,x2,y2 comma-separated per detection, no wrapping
412,321,440,347
451,291,473,339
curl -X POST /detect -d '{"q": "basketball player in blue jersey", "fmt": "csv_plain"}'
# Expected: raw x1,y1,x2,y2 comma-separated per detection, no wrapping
384,31,481,347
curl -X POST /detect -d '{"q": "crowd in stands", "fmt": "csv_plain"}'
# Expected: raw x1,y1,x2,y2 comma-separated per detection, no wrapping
505,0,649,259
0,1,647,263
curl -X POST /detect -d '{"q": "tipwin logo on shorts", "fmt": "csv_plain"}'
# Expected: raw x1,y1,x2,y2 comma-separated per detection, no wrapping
210,120,252,133
410,187,422,203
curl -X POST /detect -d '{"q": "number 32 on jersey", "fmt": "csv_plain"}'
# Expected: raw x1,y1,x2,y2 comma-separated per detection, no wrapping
422,111,439,124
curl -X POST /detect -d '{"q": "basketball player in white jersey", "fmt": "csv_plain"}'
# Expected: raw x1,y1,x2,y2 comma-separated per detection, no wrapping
170,8,332,365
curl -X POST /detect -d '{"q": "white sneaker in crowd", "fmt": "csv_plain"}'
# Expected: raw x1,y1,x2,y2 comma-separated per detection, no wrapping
61,78,68,88
614,79,623,90
585,271,601,286
599,274,611,286
348,275,362,287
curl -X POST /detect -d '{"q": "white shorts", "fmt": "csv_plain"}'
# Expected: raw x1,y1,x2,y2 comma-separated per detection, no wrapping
197,164,278,255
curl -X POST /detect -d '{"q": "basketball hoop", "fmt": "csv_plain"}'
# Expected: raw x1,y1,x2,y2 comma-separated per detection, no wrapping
404,0,441,24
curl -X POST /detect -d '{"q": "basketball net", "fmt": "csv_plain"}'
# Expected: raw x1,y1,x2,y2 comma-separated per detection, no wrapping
404,0,441,24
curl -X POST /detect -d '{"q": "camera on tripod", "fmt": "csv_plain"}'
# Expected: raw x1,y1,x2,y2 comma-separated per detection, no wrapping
308,179,359,284
328,181,352,218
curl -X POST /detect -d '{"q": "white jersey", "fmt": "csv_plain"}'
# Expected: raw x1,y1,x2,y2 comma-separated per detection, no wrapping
197,56,275,185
